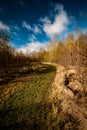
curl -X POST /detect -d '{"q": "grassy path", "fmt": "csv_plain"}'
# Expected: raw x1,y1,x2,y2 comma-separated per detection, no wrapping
1,63,87,130
0,64,56,130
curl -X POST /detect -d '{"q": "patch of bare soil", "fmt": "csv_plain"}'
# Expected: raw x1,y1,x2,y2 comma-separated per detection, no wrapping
48,65,87,130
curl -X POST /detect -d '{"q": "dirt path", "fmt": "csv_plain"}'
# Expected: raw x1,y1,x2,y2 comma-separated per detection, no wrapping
48,64,87,130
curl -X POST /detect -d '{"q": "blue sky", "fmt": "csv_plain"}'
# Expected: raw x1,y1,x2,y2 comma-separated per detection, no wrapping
0,0,87,54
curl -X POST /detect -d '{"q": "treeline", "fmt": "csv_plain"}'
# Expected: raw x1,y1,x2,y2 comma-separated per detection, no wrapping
0,31,87,86
36,32,87,66
35,31,87,90
0,31,87,68
0,32,32,72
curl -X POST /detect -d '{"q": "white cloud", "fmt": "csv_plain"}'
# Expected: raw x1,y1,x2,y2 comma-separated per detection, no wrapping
10,25,20,32
0,21,10,31
18,4,71,55
34,25,41,34
17,41,47,55
22,21,32,30
22,21,41,34
42,4,69,37
54,3,63,12
40,17,51,24
14,25,19,31
13,31,18,35
28,34,36,42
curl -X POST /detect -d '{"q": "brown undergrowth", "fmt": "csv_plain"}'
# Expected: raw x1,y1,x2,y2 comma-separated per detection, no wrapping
48,64,87,130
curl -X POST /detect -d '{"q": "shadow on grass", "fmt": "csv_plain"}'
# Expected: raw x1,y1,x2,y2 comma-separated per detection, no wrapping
0,102,80,130
0,102,53,130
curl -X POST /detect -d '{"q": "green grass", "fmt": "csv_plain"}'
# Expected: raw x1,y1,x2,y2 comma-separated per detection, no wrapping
0,64,56,130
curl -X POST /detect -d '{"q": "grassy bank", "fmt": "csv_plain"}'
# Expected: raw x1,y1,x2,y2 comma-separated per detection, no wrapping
0,64,56,130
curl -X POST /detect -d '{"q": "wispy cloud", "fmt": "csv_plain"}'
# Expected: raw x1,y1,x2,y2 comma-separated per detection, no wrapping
33,25,41,34
0,21,10,31
41,4,69,38
40,17,51,24
14,25,20,31
10,24,20,32
22,21,32,30
12,31,18,35
28,34,36,42
17,41,47,55
80,11,87,18
22,21,41,34
19,0,25,6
